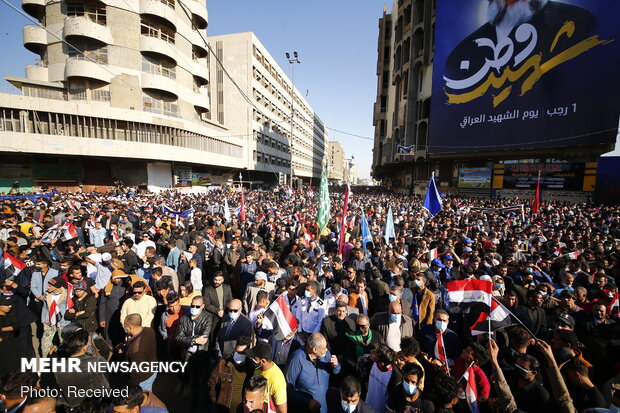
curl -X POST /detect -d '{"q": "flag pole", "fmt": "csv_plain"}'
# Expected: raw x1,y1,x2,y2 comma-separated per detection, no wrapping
495,297,538,339
458,361,476,383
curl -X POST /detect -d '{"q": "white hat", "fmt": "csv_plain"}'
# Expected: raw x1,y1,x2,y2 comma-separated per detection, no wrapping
101,252,112,262
255,271,268,282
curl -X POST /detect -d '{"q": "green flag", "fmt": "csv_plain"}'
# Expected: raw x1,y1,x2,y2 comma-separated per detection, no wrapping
316,161,330,235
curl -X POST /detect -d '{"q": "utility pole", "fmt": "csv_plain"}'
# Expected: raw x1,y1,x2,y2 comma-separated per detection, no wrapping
285,51,301,189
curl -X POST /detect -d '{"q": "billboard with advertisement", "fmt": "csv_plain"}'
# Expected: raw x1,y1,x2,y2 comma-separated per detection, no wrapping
429,0,620,154
191,172,212,186
502,162,584,190
458,168,492,188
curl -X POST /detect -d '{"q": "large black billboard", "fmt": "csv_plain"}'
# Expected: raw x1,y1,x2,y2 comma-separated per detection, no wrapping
501,162,584,190
429,0,620,154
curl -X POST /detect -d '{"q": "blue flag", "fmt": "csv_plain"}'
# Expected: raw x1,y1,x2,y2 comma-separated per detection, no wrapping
411,292,420,323
423,172,443,216
384,205,395,245
361,214,372,251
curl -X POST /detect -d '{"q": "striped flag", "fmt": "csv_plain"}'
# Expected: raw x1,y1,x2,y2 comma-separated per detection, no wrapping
463,364,480,413
470,297,519,335
264,293,298,341
61,222,78,241
428,247,439,263
564,251,579,260
610,293,619,318
111,231,122,244
41,222,61,244
434,331,448,365
338,183,351,255
447,279,492,313
3,252,26,280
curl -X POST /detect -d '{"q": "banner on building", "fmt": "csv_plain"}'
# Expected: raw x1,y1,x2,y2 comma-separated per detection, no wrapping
429,0,620,154
458,168,492,188
501,162,584,190
175,166,192,187
191,173,212,186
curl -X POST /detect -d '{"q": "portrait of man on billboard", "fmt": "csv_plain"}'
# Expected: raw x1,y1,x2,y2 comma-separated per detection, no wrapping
444,0,596,96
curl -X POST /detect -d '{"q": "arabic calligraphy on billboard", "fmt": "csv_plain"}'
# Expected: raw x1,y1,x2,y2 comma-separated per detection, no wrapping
430,0,620,153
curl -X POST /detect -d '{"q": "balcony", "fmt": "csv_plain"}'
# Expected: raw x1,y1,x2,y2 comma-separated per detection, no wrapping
25,64,49,81
140,35,177,63
65,57,112,83
184,0,207,29
64,16,112,45
139,0,176,29
191,58,209,83
192,87,210,111
21,0,44,18
141,72,178,97
23,25,47,53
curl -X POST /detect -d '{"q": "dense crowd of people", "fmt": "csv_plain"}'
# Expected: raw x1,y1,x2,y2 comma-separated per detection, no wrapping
0,185,619,413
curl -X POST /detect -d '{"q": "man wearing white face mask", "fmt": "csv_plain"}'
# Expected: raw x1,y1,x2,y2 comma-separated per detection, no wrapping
175,295,213,409
295,280,327,339
208,335,254,413
326,376,378,413
416,309,462,367
369,302,414,352
216,299,253,360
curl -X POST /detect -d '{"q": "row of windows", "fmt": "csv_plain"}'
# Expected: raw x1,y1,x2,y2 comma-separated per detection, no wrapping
142,55,176,79
143,95,179,117
254,150,290,169
252,46,325,137
141,19,175,44
0,108,243,158
255,130,289,154
66,2,107,26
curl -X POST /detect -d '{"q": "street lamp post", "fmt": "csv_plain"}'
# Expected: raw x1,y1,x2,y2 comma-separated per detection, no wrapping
285,51,300,189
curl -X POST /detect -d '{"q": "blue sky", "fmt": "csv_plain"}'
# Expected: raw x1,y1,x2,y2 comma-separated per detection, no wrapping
0,0,388,179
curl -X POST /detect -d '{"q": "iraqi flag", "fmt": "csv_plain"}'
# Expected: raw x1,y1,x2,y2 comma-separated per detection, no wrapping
470,297,519,336
434,331,448,365
564,251,579,260
61,223,78,241
3,252,26,280
264,294,298,341
40,222,61,244
463,364,480,413
610,293,619,318
111,231,122,244
447,279,492,313
428,247,439,263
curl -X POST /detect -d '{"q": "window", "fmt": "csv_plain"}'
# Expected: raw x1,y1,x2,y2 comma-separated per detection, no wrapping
69,84,86,101
68,44,108,65
92,89,110,102
141,19,175,44
66,2,107,25
142,55,176,79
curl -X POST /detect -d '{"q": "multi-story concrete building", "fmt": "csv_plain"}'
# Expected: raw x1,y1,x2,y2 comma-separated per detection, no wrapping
206,32,328,187
0,0,245,191
327,140,345,182
372,0,434,195
371,0,612,202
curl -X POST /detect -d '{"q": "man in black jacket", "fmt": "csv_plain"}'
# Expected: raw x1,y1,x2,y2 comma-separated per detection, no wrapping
216,299,253,360
321,301,356,363
203,271,233,336
326,375,378,413
175,295,213,410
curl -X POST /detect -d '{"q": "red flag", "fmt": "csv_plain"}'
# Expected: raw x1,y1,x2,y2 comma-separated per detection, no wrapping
463,364,480,413
532,170,541,215
265,293,298,340
66,283,74,309
338,183,351,255
3,252,26,280
240,189,246,221
610,293,619,318
434,331,448,365
61,223,78,241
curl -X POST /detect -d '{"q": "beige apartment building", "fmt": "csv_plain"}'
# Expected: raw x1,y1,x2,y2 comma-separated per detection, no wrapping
206,32,328,187
371,0,434,194
327,140,345,182
0,0,245,191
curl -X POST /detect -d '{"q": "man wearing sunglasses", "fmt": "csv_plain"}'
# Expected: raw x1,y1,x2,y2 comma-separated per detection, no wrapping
176,295,213,410
216,299,253,360
120,281,157,327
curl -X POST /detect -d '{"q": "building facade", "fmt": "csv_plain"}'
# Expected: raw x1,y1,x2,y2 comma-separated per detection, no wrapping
371,0,613,202
206,32,328,187
0,0,246,192
327,140,345,182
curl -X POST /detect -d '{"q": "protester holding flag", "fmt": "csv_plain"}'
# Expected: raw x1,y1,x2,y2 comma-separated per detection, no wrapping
416,309,461,366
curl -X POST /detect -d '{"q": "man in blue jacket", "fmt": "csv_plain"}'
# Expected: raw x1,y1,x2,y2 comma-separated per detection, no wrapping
286,332,341,413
